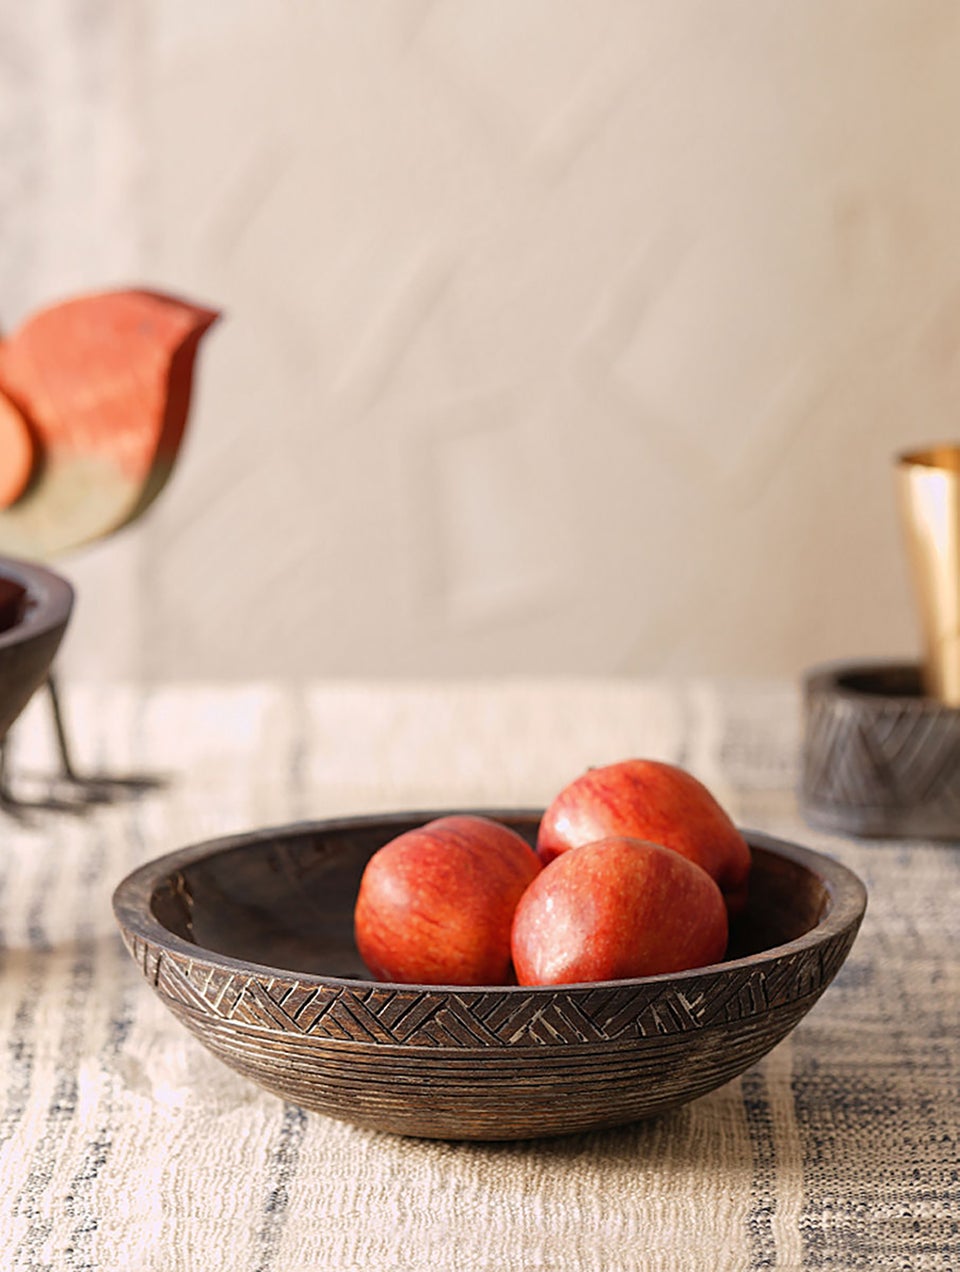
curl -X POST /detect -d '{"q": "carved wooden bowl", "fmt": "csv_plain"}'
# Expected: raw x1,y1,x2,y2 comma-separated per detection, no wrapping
113,812,866,1141
801,662,960,839
0,556,73,742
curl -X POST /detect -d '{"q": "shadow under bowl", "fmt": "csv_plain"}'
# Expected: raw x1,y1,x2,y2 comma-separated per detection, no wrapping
113,812,866,1141
0,556,73,743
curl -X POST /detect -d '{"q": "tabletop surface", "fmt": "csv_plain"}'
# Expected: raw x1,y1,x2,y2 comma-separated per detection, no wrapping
0,678,957,1271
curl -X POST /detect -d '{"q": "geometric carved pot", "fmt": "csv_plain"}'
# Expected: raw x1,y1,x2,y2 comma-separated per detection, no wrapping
801,662,960,840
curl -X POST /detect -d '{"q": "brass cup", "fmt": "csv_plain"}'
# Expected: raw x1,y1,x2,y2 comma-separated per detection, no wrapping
897,444,960,705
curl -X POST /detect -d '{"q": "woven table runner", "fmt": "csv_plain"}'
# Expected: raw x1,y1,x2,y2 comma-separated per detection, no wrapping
0,680,957,1270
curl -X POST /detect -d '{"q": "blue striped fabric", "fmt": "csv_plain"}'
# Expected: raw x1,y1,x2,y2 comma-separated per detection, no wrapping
0,680,957,1270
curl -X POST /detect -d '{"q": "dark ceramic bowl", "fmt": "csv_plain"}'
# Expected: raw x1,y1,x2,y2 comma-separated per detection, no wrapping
113,812,866,1141
0,556,73,743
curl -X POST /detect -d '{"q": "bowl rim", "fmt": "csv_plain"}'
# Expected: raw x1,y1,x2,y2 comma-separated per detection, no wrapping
112,811,868,995
0,555,74,648
804,659,960,714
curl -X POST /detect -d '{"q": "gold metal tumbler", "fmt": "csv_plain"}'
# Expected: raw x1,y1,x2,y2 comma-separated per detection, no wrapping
897,444,960,705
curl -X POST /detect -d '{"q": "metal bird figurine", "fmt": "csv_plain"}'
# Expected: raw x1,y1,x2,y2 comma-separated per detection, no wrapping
0,287,219,811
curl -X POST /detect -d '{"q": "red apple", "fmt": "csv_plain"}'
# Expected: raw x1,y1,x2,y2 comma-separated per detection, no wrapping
511,836,728,985
354,814,542,985
537,759,751,914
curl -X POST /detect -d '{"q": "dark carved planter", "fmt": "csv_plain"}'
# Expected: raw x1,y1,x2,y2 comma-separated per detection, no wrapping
801,662,960,840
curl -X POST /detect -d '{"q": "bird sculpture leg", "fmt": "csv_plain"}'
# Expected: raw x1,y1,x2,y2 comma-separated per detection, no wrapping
0,674,165,816
45,671,80,783
43,673,164,804
0,674,96,814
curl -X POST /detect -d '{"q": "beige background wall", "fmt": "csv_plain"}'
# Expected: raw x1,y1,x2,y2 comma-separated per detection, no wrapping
4,1,958,682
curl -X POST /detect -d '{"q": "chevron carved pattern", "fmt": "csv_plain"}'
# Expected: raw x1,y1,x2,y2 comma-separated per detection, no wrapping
122,927,855,1052
802,665,960,837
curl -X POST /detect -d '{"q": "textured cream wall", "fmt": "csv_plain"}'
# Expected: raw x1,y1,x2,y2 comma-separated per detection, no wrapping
4,2,959,681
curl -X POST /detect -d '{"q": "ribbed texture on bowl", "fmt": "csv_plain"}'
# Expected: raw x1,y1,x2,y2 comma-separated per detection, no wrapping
114,814,866,1141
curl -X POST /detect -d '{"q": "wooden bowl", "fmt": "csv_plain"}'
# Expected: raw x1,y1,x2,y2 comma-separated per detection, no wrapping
113,812,866,1141
801,661,960,839
0,556,73,742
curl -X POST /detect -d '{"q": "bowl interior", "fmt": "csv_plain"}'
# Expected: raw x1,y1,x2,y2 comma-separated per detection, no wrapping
148,814,834,982
0,577,27,633
833,663,926,700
